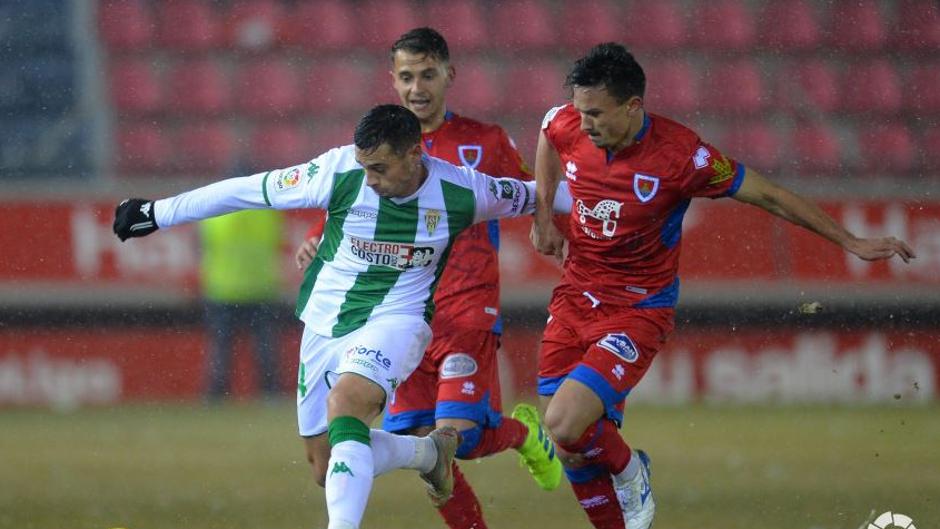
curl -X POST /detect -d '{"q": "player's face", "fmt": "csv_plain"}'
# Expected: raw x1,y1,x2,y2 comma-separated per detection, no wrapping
356,142,426,198
572,85,642,151
391,50,454,129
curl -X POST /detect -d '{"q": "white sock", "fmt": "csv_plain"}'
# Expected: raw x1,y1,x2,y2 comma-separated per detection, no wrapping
325,440,374,529
612,449,641,487
370,429,437,476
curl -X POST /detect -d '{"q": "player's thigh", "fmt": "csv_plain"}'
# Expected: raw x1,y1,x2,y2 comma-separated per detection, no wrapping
433,329,501,427
543,377,605,444
327,372,387,424
302,432,331,487
297,327,341,438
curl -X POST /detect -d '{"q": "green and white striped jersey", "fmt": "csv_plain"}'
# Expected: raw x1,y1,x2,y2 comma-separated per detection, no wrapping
155,145,539,337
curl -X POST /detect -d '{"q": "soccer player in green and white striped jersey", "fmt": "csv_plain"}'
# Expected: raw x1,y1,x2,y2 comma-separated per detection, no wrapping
113,104,571,529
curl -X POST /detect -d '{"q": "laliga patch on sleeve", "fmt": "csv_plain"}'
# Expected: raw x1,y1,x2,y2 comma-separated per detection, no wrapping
440,353,478,379
275,167,302,192
596,333,639,363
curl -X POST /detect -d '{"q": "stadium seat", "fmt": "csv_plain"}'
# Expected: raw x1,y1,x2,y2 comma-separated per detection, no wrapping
303,59,376,115
621,0,686,49
502,60,565,114
116,122,172,174
828,0,887,50
558,0,623,51
702,60,765,114
780,59,839,114
109,58,162,115
643,59,697,116
357,0,425,51
841,60,902,114
280,0,357,51
691,0,756,50
427,0,488,51
222,0,284,51
759,0,822,51
893,0,940,50
98,0,153,50
175,122,237,174
447,59,503,118
235,59,302,117
165,59,230,115
249,124,314,168
857,123,916,174
492,0,555,50
720,123,781,171
156,0,222,51
905,64,940,113
311,121,357,151
790,122,843,173
922,128,940,170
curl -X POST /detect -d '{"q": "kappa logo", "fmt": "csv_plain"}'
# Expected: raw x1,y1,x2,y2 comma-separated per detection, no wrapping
306,163,319,180
597,333,639,363
139,202,151,217
458,145,483,169
440,353,478,379
565,160,578,180
330,461,354,477
633,174,660,203
576,199,622,237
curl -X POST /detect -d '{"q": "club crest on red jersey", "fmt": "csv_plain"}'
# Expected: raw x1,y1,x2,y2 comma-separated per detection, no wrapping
458,145,483,169
633,174,660,203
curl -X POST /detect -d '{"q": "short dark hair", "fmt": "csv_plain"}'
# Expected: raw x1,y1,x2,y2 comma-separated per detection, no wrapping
565,42,645,103
390,27,450,62
354,104,422,156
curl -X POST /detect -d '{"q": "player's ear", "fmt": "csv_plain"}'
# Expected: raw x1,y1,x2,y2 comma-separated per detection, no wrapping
445,64,456,87
626,95,644,114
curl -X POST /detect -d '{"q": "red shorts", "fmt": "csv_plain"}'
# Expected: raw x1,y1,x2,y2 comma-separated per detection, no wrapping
383,327,503,433
538,293,674,425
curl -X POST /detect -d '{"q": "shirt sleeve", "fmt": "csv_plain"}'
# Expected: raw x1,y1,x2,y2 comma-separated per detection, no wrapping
470,168,535,223
679,141,746,199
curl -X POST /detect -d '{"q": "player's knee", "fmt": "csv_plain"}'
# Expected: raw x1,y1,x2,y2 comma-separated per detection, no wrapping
326,385,382,420
543,405,582,446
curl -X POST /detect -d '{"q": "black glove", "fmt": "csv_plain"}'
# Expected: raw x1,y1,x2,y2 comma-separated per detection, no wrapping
113,198,159,241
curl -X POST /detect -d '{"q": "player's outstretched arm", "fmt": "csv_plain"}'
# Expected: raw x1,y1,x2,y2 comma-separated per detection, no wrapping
532,130,566,261
732,168,916,263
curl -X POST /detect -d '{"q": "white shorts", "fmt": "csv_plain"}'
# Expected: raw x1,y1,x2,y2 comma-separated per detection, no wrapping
296,314,432,437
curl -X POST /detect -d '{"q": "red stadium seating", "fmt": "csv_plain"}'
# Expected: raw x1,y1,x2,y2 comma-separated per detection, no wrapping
621,0,686,49
444,59,502,118
281,0,357,51
98,0,153,50
311,122,357,150
222,0,284,50
175,122,237,174
828,0,886,51
702,60,765,114
502,60,565,114
358,0,424,51
235,59,302,117
558,0,623,51
691,0,756,50
759,0,822,50
156,0,223,51
492,0,555,50
922,128,940,170
905,64,940,113
165,59,230,115
893,0,940,50
109,58,162,115
791,122,843,173
303,59,376,115
644,59,697,116
841,60,902,114
781,59,839,114
857,123,916,174
720,123,781,171
117,122,172,174
249,124,315,168
427,0,487,51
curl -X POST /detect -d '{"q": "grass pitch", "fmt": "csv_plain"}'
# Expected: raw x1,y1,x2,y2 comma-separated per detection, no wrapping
2,402,937,529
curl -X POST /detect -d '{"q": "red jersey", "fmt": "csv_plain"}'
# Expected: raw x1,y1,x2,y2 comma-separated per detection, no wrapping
542,104,745,308
424,111,532,332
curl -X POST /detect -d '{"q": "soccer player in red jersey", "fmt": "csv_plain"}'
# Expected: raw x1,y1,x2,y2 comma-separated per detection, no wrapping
531,43,916,529
296,28,561,529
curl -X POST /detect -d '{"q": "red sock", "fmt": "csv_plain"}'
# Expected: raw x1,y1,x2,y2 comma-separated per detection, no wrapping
463,418,528,459
568,469,625,529
437,462,488,529
558,419,631,475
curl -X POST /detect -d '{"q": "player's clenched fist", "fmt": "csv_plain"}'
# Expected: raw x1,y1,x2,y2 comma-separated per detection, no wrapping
113,198,158,241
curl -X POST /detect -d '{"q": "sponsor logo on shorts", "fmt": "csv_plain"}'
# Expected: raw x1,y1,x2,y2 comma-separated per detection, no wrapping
275,167,301,192
597,333,639,363
345,345,392,372
349,236,435,270
440,353,478,379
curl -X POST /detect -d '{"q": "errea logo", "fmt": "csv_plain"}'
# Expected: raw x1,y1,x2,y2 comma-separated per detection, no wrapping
565,160,578,180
